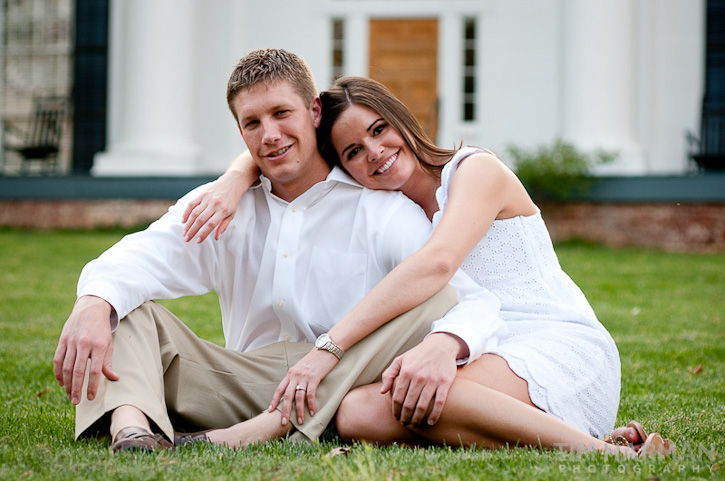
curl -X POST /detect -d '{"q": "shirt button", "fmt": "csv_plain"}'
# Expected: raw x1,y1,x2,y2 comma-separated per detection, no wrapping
291,205,298,212
282,250,289,258
283,334,291,341
278,299,285,307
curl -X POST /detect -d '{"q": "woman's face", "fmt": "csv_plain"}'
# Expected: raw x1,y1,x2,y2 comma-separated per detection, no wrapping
330,104,417,191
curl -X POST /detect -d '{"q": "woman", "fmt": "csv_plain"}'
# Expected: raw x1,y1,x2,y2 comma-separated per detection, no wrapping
182,76,673,456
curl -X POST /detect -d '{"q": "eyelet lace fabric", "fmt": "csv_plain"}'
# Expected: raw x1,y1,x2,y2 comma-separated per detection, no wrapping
433,147,621,437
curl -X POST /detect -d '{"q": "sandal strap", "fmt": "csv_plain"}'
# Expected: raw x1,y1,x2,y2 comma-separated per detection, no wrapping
603,433,631,447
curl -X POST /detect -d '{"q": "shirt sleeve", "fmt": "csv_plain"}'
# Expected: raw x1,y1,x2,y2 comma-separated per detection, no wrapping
370,191,431,270
428,269,506,365
76,186,221,326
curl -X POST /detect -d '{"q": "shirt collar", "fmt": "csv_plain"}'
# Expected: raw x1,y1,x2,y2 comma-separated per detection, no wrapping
326,166,362,187
253,166,362,207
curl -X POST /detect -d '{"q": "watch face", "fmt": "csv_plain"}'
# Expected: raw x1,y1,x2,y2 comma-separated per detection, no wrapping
316,334,329,348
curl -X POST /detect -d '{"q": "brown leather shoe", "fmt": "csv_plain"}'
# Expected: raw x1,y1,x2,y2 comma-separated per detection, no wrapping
111,427,174,453
174,430,211,447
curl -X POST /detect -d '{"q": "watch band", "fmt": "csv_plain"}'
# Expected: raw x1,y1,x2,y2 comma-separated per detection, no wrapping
315,333,345,360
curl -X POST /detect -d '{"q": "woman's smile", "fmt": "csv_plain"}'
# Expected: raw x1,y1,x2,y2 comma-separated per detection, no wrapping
375,151,398,175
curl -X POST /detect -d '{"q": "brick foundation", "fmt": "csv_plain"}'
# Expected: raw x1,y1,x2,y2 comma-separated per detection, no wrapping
0,199,173,230
538,202,725,253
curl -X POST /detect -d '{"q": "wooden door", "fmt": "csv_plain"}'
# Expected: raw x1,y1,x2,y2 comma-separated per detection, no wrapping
369,19,439,141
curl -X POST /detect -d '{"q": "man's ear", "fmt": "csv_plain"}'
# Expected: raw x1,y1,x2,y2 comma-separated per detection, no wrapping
310,97,322,128
237,123,245,139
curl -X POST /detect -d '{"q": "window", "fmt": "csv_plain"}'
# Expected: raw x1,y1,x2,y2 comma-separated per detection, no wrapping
462,18,476,122
331,18,345,82
1,0,74,174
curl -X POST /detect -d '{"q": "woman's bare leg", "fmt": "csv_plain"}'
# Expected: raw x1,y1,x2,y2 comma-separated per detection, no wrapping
456,354,536,407
336,385,428,446
336,354,633,456
405,378,629,454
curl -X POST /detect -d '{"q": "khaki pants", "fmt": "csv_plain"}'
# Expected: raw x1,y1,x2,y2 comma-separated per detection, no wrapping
76,286,457,443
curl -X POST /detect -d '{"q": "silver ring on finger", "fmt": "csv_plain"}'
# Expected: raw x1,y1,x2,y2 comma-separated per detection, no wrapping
295,385,306,392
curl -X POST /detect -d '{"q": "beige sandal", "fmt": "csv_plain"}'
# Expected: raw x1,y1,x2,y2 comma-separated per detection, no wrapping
638,432,677,457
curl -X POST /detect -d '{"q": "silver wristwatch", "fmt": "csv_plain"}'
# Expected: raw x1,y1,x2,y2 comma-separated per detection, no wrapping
315,333,344,360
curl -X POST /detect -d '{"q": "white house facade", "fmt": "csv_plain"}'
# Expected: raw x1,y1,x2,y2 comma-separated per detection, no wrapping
89,0,704,176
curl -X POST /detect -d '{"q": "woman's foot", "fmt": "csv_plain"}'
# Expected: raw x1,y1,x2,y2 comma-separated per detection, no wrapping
604,421,676,457
605,421,647,449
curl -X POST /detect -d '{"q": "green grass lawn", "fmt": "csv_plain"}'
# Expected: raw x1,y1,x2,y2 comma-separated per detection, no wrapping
0,229,723,480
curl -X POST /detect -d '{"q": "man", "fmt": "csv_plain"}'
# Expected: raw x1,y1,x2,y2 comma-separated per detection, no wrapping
53,48,501,452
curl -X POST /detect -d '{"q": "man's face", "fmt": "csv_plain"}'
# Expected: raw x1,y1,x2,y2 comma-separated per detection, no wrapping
234,81,328,201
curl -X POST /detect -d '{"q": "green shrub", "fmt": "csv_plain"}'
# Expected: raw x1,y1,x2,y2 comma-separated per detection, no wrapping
506,138,617,200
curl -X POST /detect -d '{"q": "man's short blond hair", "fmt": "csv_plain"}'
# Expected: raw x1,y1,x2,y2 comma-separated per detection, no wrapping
227,48,318,121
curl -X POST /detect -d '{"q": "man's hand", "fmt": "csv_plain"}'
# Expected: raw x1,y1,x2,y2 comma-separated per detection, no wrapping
380,333,464,426
269,348,339,426
52,296,119,404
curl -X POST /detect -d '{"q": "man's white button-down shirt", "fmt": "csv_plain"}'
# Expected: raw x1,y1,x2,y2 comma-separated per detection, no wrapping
77,167,503,363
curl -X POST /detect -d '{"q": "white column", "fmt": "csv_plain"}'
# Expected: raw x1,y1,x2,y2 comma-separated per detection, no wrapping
562,0,645,174
93,0,200,176
346,14,369,77
437,12,462,147
0,5,5,170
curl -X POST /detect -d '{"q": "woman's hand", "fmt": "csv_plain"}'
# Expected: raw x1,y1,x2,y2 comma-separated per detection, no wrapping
269,348,340,426
380,333,461,426
182,170,247,243
182,151,259,243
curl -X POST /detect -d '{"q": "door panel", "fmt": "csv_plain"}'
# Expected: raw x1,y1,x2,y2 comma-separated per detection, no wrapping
369,19,439,140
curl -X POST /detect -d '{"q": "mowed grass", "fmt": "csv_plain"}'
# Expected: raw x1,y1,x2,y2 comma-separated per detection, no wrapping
0,228,723,480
